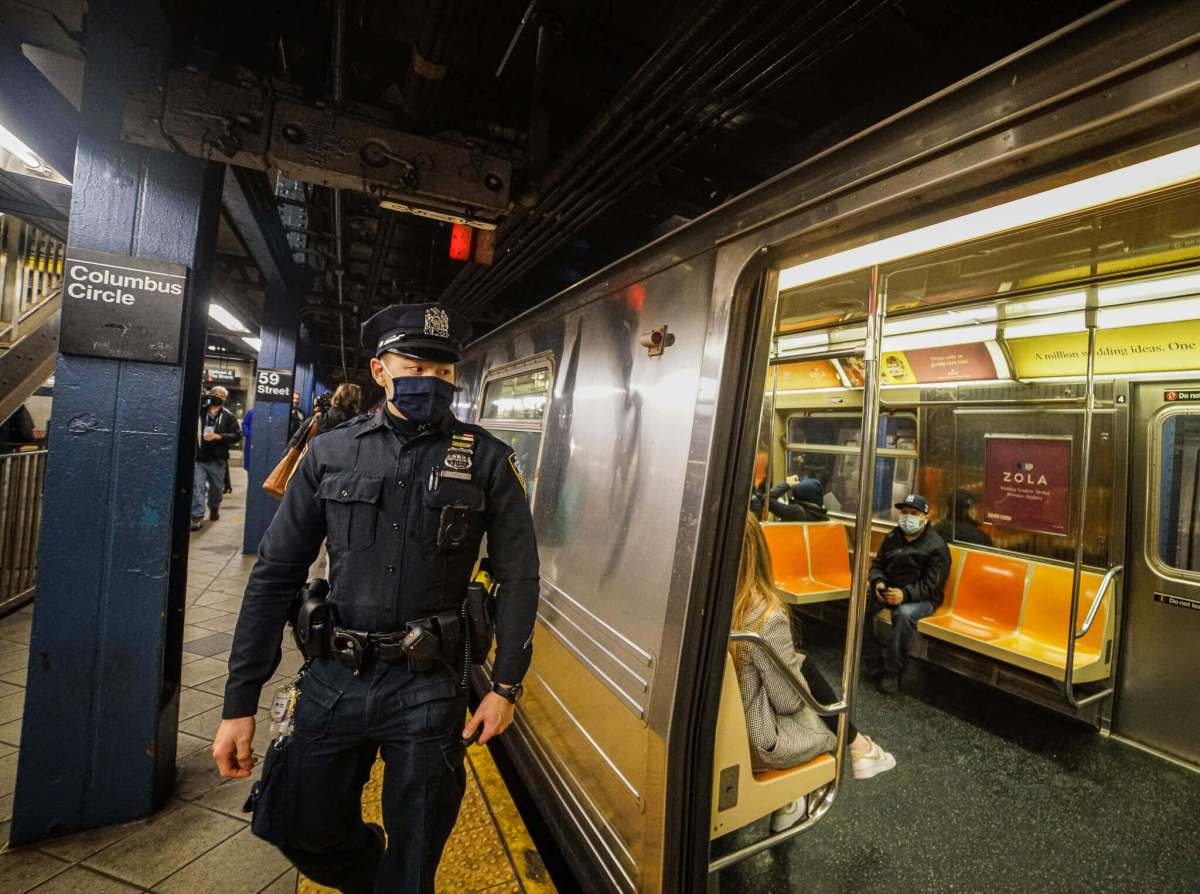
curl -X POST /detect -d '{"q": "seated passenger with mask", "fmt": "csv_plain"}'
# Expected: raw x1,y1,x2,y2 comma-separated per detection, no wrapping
768,475,829,522
863,494,951,694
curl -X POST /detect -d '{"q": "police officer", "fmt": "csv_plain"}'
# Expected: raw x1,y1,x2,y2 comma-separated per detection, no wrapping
211,303,539,894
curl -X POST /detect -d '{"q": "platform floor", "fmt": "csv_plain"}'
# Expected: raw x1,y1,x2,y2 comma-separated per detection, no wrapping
713,623,1200,894
0,465,556,894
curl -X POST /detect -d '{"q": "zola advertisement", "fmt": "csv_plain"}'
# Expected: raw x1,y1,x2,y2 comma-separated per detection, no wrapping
983,435,1072,536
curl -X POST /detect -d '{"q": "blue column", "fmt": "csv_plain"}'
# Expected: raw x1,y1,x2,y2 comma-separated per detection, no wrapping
242,287,300,554
11,0,224,843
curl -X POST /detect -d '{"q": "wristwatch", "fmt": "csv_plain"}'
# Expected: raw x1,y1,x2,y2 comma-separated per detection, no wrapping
491,681,523,704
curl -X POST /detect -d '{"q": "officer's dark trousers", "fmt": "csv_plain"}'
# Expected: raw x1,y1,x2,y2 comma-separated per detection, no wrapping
256,656,467,894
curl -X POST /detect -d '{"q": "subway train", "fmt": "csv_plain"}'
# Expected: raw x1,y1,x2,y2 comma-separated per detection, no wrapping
449,4,1200,892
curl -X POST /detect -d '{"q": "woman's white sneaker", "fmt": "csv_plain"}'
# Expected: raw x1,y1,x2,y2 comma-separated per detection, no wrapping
852,739,897,780
769,797,807,832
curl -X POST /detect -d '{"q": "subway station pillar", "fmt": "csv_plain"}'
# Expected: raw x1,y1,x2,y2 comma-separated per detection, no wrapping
243,285,300,554
11,1,224,843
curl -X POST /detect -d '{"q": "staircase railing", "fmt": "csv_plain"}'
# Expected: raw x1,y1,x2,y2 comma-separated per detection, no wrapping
0,214,64,348
0,448,48,616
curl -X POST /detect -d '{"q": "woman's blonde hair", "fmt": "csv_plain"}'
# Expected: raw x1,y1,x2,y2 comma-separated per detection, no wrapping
731,512,784,638
331,383,362,412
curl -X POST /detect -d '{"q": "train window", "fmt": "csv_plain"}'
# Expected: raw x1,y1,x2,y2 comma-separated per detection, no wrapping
479,356,554,502
785,412,917,517
1154,412,1200,574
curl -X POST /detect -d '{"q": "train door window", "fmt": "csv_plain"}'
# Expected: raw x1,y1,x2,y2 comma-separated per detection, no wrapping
785,411,917,517
1154,410,1200,574
478,355,553,503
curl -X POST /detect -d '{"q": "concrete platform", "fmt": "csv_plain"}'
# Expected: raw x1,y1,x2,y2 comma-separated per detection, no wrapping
0,466,556,894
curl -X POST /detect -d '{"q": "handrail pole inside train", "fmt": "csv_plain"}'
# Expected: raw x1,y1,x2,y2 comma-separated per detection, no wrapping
839,264,886,783
1078,565,1122,638
728,631,847,716
1063,317,1114,709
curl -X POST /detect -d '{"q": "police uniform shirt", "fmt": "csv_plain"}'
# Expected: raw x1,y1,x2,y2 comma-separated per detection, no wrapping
223,409,540,719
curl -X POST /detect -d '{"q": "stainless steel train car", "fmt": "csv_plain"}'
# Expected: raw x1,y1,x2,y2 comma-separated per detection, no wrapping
451,4,1200,891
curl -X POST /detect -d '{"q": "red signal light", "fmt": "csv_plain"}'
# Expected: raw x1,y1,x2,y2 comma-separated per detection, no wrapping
449,223,473,260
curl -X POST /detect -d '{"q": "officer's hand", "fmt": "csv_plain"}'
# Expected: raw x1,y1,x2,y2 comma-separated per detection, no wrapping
463,693,515,746
884,588,904,606
213,717,257,778
786,475,800,487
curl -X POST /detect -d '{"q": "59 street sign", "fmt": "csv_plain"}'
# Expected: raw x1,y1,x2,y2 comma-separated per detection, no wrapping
254,368,294,403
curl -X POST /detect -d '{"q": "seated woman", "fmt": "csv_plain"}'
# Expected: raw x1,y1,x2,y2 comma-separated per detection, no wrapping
731,512,896,832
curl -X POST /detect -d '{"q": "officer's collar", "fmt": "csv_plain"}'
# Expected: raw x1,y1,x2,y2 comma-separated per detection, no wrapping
355,408,458,439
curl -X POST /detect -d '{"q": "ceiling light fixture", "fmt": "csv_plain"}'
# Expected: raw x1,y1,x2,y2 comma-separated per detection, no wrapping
208,303,249,334
882,323,997,352
242,336,262,351
779,143,1200,290
0,123,39,168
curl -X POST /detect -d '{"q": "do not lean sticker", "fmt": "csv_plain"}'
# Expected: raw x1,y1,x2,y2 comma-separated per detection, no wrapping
1154,592,1200,613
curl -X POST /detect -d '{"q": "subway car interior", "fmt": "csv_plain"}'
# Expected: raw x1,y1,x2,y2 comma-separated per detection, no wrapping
705,150,1200,891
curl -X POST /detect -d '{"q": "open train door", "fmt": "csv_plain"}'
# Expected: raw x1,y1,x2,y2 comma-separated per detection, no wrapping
667,251,885,893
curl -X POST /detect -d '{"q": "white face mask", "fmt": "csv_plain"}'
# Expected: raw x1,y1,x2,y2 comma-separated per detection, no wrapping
898,514,925,535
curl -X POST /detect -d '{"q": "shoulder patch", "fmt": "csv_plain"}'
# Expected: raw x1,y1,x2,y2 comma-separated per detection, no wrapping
507,453,527,498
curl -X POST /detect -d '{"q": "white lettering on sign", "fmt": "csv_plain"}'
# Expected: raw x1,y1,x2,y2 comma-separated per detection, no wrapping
255,369,293,401
67,263,185,296
1001,470,1050,486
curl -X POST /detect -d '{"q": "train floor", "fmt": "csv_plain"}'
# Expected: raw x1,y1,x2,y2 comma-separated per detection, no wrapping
0,464,556,894
713,622,1200,894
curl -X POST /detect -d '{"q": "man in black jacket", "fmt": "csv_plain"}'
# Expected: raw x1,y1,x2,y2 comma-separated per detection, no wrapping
863,494,950,693
191,386,241,530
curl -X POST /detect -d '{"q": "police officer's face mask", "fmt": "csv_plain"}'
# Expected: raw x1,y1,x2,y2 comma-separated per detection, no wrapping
388,375,455,424
898,513,925,535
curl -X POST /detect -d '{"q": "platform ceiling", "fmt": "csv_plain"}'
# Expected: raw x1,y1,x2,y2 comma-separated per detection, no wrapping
0,0,1109,376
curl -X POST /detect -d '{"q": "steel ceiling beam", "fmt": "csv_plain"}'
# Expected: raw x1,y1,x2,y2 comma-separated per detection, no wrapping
220,166,309,299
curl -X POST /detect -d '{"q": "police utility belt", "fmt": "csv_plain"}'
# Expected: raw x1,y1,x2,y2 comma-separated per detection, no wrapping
289,578,494,675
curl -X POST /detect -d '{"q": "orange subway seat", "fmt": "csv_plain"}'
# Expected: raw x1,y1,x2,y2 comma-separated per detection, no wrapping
921,551,1026,641
760,523,811,593
993,565,1105,668
806,523,852,589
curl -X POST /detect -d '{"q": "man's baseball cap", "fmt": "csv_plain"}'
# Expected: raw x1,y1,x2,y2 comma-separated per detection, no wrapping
360,302,472,364
895,494,930,514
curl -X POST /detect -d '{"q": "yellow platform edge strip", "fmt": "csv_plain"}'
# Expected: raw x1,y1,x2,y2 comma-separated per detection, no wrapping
469,740,559,894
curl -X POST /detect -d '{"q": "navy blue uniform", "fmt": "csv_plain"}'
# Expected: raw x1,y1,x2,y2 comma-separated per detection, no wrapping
226,408,539,893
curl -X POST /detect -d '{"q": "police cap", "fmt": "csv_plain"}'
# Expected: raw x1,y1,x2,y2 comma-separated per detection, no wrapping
360,303,472,364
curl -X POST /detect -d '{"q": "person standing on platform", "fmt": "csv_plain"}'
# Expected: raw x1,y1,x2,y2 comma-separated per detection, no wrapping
0,404,35,452
191,386,241,531
289,391,305,436
317,383,363,434
212,303,540,894
863,494,951,693
241,407,253,470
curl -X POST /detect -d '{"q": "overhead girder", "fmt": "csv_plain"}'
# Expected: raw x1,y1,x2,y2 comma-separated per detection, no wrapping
122,66,514,229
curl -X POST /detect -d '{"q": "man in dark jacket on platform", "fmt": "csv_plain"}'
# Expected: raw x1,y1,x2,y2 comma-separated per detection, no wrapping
863,494,950,693
191,386,241,530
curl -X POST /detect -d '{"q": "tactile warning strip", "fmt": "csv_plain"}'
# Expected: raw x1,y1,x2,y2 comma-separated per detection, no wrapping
297,738,557,894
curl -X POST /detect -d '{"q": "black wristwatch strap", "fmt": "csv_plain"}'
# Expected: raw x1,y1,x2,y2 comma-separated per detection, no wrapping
491,681,522,703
